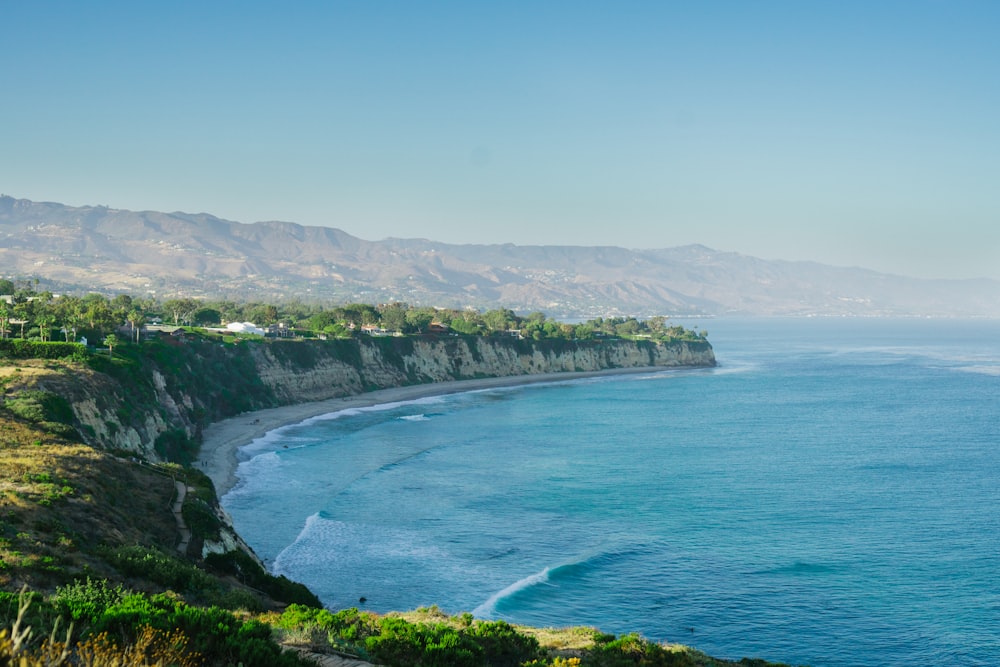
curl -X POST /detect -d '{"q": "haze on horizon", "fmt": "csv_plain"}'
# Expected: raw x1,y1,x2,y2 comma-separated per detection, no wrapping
2,1,999,282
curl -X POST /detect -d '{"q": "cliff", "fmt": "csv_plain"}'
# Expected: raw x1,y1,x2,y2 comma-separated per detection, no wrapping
48,333,713,462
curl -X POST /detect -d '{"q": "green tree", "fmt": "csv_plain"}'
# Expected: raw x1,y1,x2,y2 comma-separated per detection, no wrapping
162,298,199,326
83,297,116,334
12,302,29,338
378,302,408,332
483,308,517,333
127,309,145,344
248,303,279,326
336,303,379,327
405,307,436,333
36,314,54,342
191,307,222,326
103,333,120,358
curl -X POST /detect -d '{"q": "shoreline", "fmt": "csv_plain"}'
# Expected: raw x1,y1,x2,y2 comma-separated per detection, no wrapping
196,367,684,497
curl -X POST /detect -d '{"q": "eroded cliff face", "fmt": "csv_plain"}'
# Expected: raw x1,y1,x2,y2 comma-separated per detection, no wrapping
253,336,714,404
67,335,715,461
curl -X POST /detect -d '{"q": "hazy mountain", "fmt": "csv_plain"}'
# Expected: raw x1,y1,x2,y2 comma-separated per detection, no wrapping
2,195,997,318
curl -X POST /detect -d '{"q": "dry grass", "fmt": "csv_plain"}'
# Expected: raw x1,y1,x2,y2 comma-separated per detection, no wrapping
0,361,178,593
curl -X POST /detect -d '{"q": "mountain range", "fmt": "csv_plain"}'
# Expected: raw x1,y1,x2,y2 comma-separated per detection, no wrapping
2,194,997,318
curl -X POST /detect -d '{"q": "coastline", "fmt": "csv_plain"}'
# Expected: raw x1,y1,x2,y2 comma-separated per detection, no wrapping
196,366,681,497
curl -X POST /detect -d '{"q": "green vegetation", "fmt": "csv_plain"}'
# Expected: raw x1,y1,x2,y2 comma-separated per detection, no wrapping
0,281,707,345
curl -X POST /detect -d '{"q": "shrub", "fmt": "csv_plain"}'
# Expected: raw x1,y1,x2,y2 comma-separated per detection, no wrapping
204,550,322,607
181,499,222,540
0,340,87,360
468,619,542,667
101,545,216,594
153,429,197,464
53,577,130,622
4,391,75,425
582,632,698,667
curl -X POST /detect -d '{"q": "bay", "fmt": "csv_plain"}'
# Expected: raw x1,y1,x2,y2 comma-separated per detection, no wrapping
222,318,1000,666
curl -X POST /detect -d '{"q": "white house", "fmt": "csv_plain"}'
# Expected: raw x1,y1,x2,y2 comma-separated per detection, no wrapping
226,322,266,336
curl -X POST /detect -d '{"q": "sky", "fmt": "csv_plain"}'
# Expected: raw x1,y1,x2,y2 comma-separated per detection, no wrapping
2,1,999,280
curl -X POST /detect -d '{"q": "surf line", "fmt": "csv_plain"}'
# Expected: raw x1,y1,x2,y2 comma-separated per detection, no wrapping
473,566,553,618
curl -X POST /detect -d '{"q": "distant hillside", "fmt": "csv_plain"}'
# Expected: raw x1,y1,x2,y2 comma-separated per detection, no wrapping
3,195,998,317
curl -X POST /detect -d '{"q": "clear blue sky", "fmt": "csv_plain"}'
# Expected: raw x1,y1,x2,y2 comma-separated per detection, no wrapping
3,1,999,279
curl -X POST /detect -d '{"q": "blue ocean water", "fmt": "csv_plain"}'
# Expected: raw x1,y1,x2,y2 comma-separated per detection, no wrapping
222,319,1000,666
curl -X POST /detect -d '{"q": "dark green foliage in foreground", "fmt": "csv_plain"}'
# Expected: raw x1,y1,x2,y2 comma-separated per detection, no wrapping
52,576,130,622
278,604,543,666
89,594,307,667
45,582,309,666
580,632,698,666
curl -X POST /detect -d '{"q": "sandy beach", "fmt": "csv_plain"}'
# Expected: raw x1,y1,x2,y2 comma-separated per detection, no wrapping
195,367,671,497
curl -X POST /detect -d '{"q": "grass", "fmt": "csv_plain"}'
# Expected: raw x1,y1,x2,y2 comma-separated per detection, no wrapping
0,418,178,592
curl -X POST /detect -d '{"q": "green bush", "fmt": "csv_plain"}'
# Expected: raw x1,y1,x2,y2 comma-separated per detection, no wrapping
4,390,75,425
53,577,131,621
181,499,222,540
85,592,310,667
581,632,698,667
468,619,542,667
101,545,216,594
204,550,322,607
154,428,198,464
0,340,87,360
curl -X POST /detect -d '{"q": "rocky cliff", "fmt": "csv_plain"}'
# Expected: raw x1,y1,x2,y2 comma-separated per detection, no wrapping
253,335,714,405
60,334,714,461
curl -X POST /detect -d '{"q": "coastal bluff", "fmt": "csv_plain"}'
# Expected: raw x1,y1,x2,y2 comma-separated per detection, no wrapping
62,334,715,462
253,335,715,404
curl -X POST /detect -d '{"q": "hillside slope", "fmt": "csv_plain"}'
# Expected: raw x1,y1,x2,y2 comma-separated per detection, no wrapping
3,194,997,317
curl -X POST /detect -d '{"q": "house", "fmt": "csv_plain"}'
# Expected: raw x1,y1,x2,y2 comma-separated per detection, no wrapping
226,322,266,336
266,322,295,338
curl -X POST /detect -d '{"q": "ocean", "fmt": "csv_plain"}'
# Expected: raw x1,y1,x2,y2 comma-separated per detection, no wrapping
221,318,1000,666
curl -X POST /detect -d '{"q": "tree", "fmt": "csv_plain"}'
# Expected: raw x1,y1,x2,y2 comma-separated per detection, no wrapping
36,314,54,342
378,303,408,333
247,304,278,326
127,309,145,344
103,333,120,358
483,308,517,333
12,303,29,338
0,303,8,339
110,293,134,316
191,308,222,326
162,298,199,326
84,298,116,335
405,307,436,334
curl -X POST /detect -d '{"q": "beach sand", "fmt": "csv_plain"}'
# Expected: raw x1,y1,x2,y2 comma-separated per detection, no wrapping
196,367,671,496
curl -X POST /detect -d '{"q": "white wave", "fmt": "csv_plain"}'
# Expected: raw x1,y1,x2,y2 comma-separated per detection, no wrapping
223,451,284,500
399,414,430,421
271,512,326,576
301,394,448,426
472,567,551,618
953,364,1000,376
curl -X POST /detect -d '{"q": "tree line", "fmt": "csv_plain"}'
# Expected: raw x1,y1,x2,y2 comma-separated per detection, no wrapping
0,279,707,346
